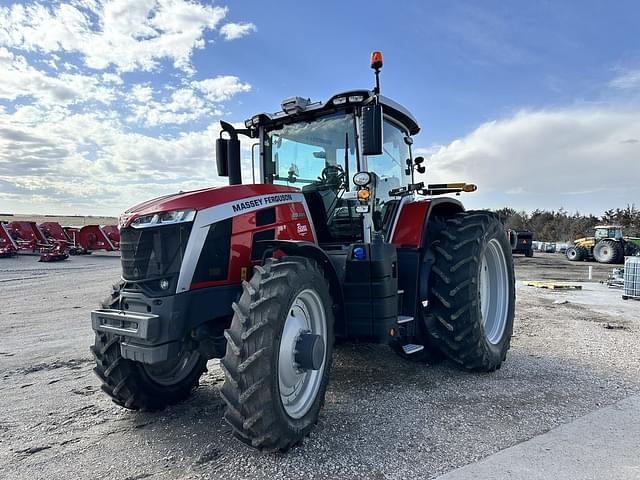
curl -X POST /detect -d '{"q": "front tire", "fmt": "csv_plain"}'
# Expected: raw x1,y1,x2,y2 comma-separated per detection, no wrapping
91,283,206,410
566,246,586,261
425,212,515,372
220,256,334,451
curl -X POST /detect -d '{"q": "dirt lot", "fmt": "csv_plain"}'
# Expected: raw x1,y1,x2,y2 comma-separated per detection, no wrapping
1,252,639,480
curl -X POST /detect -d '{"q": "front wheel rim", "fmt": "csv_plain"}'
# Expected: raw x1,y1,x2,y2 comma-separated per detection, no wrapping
143,350,201,386
278,289,328,419
479,239,509,345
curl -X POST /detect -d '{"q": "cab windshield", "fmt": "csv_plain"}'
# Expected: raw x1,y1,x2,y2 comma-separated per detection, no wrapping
264,112,361,244
265,113,358,188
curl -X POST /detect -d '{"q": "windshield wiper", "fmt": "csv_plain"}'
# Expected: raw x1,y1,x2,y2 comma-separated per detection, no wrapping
344,132,350,191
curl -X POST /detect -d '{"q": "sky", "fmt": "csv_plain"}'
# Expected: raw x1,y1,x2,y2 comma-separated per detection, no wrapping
0,0,639,216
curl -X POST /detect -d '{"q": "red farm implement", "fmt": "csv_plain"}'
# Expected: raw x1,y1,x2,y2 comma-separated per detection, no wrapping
64,225,120,253
0,222,18,258
40,222,89,255
100,225,121,249
6,221,69,262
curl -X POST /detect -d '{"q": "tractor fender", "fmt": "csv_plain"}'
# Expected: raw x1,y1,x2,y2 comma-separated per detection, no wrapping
391,197,465,249
258,239,345,334
421,197,465,248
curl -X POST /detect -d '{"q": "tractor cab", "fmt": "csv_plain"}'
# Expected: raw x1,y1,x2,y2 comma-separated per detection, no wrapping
251,92,419,246
594,225,623,240
215,52,428,251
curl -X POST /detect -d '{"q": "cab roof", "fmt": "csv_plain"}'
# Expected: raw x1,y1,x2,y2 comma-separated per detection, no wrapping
246,89,420,136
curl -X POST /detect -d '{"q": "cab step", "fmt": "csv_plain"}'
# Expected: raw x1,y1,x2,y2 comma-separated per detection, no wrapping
397,315,414,324
402,344,424,355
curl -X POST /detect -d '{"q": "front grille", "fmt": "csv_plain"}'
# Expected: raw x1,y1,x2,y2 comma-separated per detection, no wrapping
120,223,193,281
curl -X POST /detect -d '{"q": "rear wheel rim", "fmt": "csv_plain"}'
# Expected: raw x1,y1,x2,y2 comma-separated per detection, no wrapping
278,289,327,419
143,349,201,386
479,239,509,345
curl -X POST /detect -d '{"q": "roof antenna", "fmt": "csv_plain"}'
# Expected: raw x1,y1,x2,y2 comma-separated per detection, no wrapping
370,51,383,99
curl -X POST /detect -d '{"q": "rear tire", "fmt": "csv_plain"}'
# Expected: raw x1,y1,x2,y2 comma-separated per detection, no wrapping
220,256,334,451
91,283,206,410
425,212,515,372
593,240,623,264
525,249,534,258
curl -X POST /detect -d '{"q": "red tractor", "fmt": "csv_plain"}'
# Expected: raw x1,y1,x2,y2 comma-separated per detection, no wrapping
91,53,515,451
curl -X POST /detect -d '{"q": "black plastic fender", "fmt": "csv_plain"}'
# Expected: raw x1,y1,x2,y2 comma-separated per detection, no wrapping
420,197,465,249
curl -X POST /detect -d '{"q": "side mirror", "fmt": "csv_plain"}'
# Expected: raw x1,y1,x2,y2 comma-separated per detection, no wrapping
414,156,426,174
361,104,383,156
216,136,242,185
216,138,229,177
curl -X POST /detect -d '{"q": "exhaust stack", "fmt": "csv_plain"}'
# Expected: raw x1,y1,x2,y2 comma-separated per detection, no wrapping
216,121,243,186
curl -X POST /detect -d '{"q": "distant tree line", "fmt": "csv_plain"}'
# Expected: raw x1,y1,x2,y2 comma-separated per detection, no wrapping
494,205,640,242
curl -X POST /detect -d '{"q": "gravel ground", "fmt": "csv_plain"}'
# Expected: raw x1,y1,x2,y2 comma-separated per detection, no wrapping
1,252,639,480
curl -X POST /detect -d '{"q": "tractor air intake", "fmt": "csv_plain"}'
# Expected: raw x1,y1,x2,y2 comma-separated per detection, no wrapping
120,223,193,287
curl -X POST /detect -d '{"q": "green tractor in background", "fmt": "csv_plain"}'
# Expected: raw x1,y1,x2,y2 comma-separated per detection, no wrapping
566,225,640,264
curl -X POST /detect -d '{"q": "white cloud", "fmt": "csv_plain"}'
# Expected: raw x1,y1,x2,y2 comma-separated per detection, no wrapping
130,84,154,103
0,106,247,214
0,2,257,215
610,69,640,90
192,75,251,102
0,0,229,73
0,47,115,105
220,22,256,41
128,87,210,126
101,72,123,84
422,108,640,213
126,78,251,127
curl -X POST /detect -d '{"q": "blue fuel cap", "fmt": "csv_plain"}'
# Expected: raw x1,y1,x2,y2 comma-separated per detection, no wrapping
353,246,366,260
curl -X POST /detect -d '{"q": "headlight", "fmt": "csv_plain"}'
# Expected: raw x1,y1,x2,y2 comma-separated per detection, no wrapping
130,209,196,228
353,171,372,187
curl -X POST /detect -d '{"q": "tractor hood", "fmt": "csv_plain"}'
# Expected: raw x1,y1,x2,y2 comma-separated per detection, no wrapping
574,236,590,243
120,184,300,228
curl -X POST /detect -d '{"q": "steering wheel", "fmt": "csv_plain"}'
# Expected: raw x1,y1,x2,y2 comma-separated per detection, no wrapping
319,164,345,187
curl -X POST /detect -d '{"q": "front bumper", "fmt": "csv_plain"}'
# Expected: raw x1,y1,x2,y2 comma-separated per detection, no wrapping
91,305,181,364
90,284,242,364
91,309,160,340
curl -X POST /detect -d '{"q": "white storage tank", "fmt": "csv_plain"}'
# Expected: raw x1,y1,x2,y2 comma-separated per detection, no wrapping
623,256,640,300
